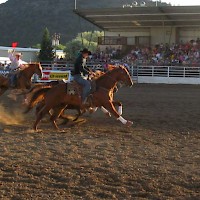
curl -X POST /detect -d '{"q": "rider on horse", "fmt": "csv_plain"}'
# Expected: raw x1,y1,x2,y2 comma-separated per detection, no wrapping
73,48,93,107
8,49,26,87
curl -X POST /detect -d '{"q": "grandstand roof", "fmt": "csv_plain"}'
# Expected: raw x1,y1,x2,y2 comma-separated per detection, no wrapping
74,6,200,32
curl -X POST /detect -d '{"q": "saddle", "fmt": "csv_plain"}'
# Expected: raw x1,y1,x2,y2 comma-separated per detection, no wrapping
65,80,96,96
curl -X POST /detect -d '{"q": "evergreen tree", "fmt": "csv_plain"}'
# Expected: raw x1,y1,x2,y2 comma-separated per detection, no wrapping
64,31,103,61
38,28,54,61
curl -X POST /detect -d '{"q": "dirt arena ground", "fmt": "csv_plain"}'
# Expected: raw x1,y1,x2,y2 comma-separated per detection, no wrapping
0,84,199,199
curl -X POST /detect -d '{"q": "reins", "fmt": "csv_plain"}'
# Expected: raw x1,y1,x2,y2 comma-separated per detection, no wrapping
96,68,119,90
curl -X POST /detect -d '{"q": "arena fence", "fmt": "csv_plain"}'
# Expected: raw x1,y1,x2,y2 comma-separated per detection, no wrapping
135,66,200,84
1,60,200,84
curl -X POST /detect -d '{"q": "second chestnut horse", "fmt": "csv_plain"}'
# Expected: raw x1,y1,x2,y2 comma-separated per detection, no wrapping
0,63,43,96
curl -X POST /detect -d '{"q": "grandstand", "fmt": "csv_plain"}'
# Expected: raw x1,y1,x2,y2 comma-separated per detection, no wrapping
74,6,200,48
73,5,200,84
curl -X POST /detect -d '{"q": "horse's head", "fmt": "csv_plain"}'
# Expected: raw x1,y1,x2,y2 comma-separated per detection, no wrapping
107,64,117,71
32,62,43,78
117,65,133,87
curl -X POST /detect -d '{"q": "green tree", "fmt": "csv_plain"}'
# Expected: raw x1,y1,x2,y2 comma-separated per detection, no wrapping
64,31,104,60
56,44,66,50
38,28,54,61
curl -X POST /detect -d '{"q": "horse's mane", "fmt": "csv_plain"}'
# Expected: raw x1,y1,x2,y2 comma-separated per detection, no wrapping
95,65,121,82
22,62,41,71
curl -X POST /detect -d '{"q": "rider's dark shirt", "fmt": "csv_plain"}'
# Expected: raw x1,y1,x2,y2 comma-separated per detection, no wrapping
73,54,89,76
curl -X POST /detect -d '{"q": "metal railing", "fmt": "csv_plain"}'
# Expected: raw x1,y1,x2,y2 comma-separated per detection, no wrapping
137,66,200,78
1,59,200,84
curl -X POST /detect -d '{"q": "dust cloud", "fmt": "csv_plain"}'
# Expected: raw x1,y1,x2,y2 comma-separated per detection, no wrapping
0,104,24,125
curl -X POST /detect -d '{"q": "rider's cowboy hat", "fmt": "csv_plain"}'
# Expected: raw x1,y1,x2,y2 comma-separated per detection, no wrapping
15,52,22,57
80,48,91,55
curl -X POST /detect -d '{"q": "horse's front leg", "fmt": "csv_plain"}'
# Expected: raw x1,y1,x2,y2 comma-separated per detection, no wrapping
101,106,111,117
103,102,133,127
112,101,123,115
101,101,122,117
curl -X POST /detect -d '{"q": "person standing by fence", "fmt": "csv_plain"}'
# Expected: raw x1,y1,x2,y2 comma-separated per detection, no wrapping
8,49,26,87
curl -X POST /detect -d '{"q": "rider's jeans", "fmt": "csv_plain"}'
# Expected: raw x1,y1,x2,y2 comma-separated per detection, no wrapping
73,74,91,102
9,71,17,87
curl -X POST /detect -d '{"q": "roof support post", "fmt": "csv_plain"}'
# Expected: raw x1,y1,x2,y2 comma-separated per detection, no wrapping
162,20,165,43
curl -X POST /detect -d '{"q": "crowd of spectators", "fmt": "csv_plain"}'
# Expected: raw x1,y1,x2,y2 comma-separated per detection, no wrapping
121,38,200,67
88,38,200,67
0,62,10,70
90,46,122,63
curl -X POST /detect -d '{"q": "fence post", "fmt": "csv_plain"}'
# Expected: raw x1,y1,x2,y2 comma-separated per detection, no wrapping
168,66,170,77
152,66,154,76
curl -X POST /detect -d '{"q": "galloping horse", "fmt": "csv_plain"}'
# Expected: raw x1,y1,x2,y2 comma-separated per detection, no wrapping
0,63,43,96
26,65,133,131
24,69,119,123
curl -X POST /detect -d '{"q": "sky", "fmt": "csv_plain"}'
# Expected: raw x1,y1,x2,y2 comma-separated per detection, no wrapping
0,0,7,4
165,0,200,6
0,0,200,6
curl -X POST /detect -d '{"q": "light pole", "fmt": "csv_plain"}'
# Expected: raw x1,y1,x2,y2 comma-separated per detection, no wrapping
52,33,60,60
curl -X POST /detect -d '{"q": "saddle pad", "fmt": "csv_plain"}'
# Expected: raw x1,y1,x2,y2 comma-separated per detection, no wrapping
66,81,97,95
0,70,9,77
66,82,80,95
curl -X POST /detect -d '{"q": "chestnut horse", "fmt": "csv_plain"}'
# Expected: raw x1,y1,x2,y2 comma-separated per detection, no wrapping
0,63,43,96
27,65,133,131
25,70,120,123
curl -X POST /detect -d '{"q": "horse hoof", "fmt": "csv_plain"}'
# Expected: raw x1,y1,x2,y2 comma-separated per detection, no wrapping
88,107,96,114
23,98,29,105
126,121,133,127
106,112,111,117
22,99,28,106
34,128,40,132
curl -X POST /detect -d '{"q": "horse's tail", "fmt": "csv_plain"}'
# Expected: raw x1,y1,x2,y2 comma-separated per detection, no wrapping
24,87,50,113
26,83,52,94
26,84,42,94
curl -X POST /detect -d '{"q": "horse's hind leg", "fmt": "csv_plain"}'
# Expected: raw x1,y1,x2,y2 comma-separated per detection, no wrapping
50,105,67,130
60,105,84,124
33,105,49,131
58,110,70,125
59,108,82,125
0,87,8,97
73,108,84,121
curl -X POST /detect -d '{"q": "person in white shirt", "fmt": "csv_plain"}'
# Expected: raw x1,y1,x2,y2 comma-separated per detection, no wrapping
8,50,26,70
8,49,26,87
